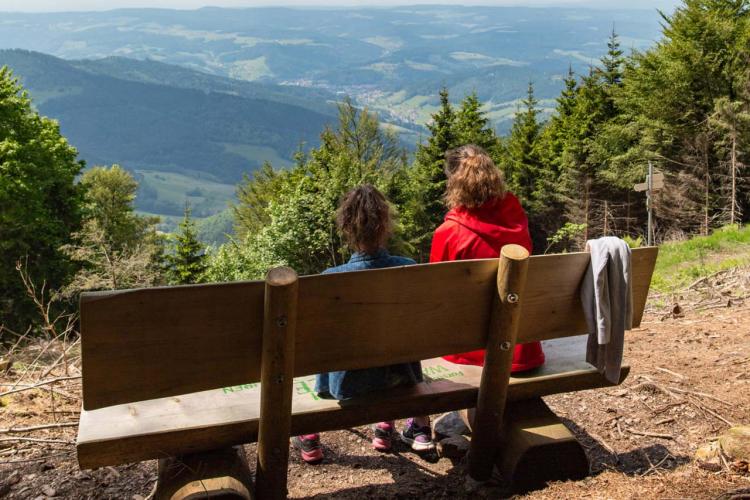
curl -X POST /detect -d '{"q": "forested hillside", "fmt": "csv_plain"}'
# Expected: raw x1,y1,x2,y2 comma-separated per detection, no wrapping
0,5,663,131
0,50,334,217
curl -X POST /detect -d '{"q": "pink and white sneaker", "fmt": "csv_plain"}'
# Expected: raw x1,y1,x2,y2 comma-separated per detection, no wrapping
292,433,323,464
371,421,395,452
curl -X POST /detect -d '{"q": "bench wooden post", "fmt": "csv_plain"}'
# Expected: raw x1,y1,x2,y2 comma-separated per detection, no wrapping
255,267,298,500
468,244,529,481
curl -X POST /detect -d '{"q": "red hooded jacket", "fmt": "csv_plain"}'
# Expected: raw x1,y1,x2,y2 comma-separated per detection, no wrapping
430,193,545,372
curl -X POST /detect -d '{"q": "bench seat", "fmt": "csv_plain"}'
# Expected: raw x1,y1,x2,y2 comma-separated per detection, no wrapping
77,335,627,469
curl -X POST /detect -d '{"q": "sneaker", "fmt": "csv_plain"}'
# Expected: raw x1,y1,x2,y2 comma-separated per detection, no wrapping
371,421,395,452
292,433,323,464
400,418,435,452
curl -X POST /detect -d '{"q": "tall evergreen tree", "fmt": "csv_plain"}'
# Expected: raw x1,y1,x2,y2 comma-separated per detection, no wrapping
505,81,542,206
600,27,625,87
710,97,750,225
409,88,457,257
538,66,579,178
454,92,500,155
168,205,207,285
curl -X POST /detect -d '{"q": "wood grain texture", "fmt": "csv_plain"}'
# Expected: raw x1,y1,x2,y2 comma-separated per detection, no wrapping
256,267,298,500
496,399,589,493
79,247,657,410
77,337,629,469
469,245,529,481
152,446,254,500
80,281,266,410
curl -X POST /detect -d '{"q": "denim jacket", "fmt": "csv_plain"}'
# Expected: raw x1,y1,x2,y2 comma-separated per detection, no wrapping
315,249,424,400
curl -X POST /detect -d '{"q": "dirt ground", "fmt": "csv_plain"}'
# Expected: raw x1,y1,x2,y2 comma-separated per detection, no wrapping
1,296,749,498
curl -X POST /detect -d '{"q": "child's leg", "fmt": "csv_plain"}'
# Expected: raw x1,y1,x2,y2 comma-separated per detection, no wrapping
292,433,324,464
372,421,395,451
401,416,435,451
412,415,430,427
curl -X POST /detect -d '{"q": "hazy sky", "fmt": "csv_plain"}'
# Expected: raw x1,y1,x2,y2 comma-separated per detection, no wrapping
2,0,681,13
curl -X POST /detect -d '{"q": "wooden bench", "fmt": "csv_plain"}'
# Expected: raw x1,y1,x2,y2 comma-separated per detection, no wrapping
76,245,657,499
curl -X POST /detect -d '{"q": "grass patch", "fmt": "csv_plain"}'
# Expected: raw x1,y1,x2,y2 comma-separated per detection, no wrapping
223,143,292,169
650,225,750,293
136,169,236,218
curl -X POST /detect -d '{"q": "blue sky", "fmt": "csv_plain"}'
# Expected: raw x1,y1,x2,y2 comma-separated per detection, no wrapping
2,0,682,12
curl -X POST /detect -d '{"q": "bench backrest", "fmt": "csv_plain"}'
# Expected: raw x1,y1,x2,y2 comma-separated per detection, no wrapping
80,247,657,411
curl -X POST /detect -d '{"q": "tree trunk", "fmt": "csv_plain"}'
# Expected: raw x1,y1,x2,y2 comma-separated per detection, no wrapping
603,200,609,236
731,134,737,226
584,177,590,241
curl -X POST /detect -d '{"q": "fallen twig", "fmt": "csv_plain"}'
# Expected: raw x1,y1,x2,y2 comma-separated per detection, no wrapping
652,400,688,414
39,338,81,380
626,427,674,440
688,400,734,426
590,432,619,462
668,387,733,406
0,375,81,398
654,417,675,426
0,422,78,434
0,436,74,445
640,452,672,476
655,366,686,380
0,451,74,464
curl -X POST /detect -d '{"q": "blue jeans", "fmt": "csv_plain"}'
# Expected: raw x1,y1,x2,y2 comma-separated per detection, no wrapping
315,362,423,401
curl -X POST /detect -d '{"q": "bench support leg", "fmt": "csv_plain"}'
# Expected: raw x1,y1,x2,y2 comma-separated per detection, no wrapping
151,446,254,500
255,267,298,500
496,398,589,493
468,245,529,481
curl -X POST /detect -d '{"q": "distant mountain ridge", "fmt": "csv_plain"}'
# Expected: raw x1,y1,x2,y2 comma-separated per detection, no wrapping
71,56,336,117
0,49,336,217
0,6,664,131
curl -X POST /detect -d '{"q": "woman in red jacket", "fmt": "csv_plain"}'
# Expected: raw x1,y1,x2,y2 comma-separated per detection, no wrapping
430,144,545,372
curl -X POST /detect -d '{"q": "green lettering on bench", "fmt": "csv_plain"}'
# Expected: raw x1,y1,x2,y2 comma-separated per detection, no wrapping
295,380,320,401
221,383,258,394
424,370,464,383
423,365,450,377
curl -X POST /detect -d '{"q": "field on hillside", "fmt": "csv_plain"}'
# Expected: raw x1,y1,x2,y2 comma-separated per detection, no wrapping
1,234,748,498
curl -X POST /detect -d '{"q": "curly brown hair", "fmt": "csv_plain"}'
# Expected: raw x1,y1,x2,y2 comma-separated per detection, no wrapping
444,144,506,209
337,184,393,254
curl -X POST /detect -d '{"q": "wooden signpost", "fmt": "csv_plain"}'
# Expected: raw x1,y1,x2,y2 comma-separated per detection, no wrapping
634,162,664,245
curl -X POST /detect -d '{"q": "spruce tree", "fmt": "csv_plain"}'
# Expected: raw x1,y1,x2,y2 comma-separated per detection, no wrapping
410,88,457,257
505,81,542,206
168,205,207,285
454,92,500,154
538,66,578,177
600,27,625,87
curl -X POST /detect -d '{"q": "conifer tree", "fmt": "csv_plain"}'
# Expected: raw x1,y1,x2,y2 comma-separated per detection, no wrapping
505,81,542,206
600,27,625,87
454,92,500,154
168,205,207,285
710,97,750,225
538,66,578,177
409,88,457,257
